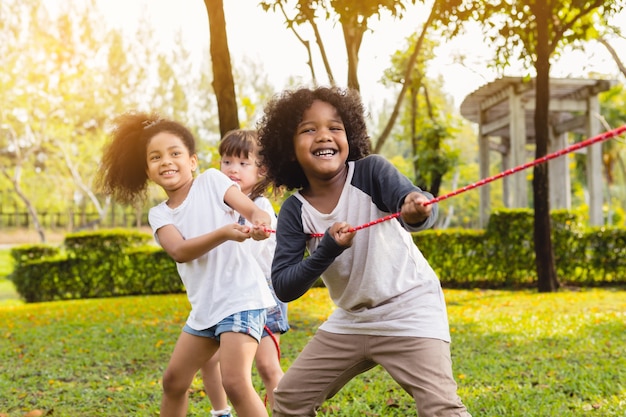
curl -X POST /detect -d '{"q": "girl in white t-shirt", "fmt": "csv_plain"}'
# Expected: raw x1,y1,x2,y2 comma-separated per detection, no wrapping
98,112,275,417
201,129,290,417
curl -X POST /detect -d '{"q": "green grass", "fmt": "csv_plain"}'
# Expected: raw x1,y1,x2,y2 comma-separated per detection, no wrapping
0,287,624,416
0,248,13,278
0,249,20,307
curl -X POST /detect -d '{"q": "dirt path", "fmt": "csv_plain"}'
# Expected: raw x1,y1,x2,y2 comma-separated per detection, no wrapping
0,227,154,248
0,229,65,248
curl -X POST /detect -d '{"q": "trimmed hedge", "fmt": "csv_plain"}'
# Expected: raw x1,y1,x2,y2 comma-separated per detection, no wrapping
10,244,61,268
9,229,182,302
8,210,626,303
415,209,626,288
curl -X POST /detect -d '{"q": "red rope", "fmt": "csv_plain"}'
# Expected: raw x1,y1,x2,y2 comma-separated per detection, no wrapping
422,124,626,207
264,325,281,361
265,125,626,238
262,325,281,407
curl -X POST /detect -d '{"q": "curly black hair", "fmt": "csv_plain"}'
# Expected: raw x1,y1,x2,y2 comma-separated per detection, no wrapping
257,86,371,191
97,111,196,206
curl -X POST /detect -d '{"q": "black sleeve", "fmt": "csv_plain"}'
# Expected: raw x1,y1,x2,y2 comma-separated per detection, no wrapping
271,197,347,302
353,155,438,231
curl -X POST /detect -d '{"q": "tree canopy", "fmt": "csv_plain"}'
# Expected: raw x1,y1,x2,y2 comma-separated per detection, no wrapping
1,0,625,243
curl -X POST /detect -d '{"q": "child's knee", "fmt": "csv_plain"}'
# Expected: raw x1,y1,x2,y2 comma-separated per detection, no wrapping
255,355,277,379
221,375,248,399
161,369,189,396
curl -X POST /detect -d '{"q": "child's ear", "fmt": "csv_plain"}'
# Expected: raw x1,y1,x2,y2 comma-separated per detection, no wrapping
191,154,198,172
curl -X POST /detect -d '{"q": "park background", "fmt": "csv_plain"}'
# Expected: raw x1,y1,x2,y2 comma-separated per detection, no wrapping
2,0,626,242
1,1,625,416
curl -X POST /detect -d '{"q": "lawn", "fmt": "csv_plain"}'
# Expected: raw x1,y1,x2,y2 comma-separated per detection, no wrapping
0,250,20,307
0,280,624,416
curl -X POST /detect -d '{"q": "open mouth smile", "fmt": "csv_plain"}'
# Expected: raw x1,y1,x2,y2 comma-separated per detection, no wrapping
313,149,337,157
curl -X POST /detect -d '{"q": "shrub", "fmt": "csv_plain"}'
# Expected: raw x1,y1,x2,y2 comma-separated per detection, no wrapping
416,208,626,288
9,229,182,302
9,244,61,268
8,212,626,303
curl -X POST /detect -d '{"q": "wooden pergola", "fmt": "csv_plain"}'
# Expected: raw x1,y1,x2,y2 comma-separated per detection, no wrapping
459,76,616,228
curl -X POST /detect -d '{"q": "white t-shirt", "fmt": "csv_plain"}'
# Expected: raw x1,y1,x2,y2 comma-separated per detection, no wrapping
149,168,276,330
272,155,450,341
240,196,277,280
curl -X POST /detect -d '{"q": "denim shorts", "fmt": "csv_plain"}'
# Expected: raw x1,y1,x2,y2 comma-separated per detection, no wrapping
183,308,266,343
263,295,290,337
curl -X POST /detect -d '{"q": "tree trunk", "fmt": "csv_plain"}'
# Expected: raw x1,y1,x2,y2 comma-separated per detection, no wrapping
205,0,239,136
3,167,46,243
533,2,559,292
340,14,363,92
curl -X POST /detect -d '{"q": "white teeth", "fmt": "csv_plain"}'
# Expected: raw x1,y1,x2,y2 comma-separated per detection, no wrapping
314,149,336,157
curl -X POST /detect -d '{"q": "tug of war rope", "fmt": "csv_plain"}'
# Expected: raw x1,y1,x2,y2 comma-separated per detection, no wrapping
264,125,626,238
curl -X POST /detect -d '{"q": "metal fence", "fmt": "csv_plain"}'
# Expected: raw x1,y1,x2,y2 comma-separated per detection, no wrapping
0,210,149,231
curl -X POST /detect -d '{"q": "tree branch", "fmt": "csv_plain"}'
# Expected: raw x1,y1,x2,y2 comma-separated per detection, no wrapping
598,37,626,77
372,2,437,154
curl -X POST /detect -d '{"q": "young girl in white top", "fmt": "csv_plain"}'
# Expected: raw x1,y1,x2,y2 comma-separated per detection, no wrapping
97,112,275,417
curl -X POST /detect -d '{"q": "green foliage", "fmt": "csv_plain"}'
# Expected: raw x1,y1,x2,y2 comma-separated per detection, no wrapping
598,84,626,222
9,255,76,303
8,229,183,302
123,246,185,295
550,209,587,279
0,0,220,234
9,244,61,268
584,227,626,283
416,208,626,288
381,32,462,196
63,228,153,259
484,208,536,285
0,0,140,221
0,249,20,306
414,228,487,286
0,250,12,278
466,1,623,70
411,122,460,195
0,288,624,416
9,209,626,304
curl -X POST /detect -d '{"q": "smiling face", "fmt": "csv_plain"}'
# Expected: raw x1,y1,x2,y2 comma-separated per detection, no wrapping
145,131,197,196
293,100,349,186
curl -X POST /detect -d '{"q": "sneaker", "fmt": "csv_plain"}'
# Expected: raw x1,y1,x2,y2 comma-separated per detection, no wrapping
210,409,232,417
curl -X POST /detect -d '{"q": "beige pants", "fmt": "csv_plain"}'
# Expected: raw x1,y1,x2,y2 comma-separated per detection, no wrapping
273,330,471,417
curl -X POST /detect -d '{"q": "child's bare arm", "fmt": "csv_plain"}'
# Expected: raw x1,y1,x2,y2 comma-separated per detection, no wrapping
156,222,251,263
